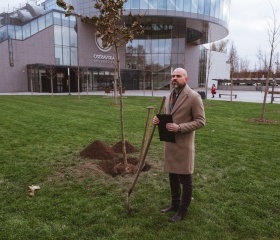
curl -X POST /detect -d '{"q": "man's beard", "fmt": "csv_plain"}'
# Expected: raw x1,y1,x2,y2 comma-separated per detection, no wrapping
172,81,185,89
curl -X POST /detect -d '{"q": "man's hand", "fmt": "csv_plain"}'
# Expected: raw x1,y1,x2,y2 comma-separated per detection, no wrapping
153,116,160,125
166,123,181,132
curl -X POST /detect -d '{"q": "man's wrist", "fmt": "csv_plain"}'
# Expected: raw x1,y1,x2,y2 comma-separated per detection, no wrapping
178,124,181,132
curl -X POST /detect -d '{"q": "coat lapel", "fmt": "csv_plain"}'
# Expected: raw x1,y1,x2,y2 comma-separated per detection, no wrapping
170,85,189,114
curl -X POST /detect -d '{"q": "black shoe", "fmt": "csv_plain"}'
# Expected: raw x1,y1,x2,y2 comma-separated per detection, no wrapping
169,213,184,222
161,205,178,213
168,207,187,223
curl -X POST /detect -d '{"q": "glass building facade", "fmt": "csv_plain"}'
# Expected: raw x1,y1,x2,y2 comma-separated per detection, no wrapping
0,0,230,93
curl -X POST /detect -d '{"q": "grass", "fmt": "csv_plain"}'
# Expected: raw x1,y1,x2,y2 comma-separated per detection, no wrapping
0,95,279,240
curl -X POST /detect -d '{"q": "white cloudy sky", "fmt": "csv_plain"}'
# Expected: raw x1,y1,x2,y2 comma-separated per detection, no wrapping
1,0,280,68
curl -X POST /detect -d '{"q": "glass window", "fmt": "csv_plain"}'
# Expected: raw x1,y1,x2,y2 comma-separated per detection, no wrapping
140,0,148,9
176,0,184,11
55,46,63,65
215,0,220,18
69,28,77,47
131,0,139,9
71,47,77,65
22,23,31,39
158,39,166,53
158,54,165,67
15,26,23,40
152,39,159,53
45,12,53,27
62,26,70,46
38,16,46,31
30,20,38,35
62,14,70,27
53,12,61,25
164,53,171,67
210,0,215,17
198,0,204,14
54,25,62,45
7,25,15,39
184,0,191,12
124,0,130,9
159,0,167,10
149,0,157,9
204,0,211,15
63,47,70,65
0,26,7,42
191,0,199,13
167,0,175,10
69,15,76,28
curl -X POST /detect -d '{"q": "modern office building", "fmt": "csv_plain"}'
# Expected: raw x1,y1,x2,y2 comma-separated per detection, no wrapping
0,0,230,93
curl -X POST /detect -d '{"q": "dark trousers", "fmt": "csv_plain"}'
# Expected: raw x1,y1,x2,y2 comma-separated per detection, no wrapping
169,173,192,210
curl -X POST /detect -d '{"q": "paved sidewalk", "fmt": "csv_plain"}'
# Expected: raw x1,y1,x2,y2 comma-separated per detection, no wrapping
0,89,279,104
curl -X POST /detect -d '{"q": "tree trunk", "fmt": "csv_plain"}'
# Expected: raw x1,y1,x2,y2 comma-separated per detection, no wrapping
51,73,54,97
115,44,127,166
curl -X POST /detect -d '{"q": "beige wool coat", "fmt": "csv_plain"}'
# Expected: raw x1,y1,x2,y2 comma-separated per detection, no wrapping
163,84,206,174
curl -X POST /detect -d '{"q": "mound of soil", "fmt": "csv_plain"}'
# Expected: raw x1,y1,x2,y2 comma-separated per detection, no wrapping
112,140,139,153
80,140,116,160
79,140,149,177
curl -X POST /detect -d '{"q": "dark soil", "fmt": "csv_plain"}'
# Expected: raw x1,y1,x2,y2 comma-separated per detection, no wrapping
249,118,278,124
79,140,150,177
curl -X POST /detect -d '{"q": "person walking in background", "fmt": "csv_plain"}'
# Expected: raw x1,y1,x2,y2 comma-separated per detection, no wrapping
152,67,206,223
211,83,217,98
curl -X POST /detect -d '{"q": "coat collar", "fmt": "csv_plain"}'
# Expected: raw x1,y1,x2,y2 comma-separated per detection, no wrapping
167,85,190,114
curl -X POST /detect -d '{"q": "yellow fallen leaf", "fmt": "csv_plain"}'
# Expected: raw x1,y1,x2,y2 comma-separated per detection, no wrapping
28,185,40,197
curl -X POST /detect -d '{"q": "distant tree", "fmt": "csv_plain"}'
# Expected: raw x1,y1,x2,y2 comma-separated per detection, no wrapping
27,65,36,95
45,65,57,97
228,41,239,78
239,57,250,77
210,39,229,53
56,0,144,170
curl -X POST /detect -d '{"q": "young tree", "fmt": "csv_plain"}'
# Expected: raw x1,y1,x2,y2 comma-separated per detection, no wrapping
260,0,280,120
56,0,144,169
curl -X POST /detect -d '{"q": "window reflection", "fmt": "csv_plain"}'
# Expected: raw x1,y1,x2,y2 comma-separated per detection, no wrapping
71,48,77,65
55,46,62,65
63,47,70,65
131,0,139,9
45,12,53,27
198,0,204,14
176,0,183,11
124,0,229,25
7,26,16,39
15,26,23,40
30,20,38,35
191,0,198,13
38,16,46,31
149,0,157,9
22,24,31,39
62,26,70,47
70,28,77,47
53,12,61,25
54,25,62,45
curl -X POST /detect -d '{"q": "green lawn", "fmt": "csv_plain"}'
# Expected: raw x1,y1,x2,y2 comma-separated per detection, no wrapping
0,95,279,240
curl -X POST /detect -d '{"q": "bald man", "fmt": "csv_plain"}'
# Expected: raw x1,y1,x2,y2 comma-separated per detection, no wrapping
153,67,206,222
